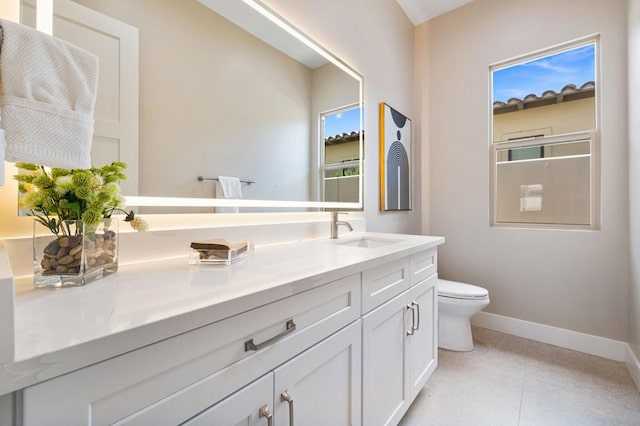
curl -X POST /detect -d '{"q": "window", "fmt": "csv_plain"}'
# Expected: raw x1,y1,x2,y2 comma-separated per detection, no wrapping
320,105,362,203
490,38,598,228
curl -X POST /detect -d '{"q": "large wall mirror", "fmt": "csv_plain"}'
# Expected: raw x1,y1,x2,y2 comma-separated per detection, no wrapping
20,0,363,213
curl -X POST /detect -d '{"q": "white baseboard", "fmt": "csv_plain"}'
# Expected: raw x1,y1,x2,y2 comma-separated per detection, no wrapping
471,311,626,362
627,344,640,392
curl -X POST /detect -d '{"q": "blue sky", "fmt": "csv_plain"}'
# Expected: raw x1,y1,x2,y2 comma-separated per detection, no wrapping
324,107,361,138
492,44,595,103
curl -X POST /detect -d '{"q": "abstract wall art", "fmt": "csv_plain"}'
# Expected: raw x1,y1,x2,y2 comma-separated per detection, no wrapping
379,102,411,211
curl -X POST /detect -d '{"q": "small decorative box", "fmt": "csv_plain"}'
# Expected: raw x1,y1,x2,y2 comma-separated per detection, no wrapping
188,239,252,265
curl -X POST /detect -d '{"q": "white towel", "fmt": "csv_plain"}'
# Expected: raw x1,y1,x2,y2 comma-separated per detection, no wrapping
0,19,99,169
215,176,242,214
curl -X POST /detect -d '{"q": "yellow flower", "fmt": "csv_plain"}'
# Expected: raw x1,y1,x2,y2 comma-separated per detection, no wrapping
91,174,104,188
128,216,149,232
18,189,44,210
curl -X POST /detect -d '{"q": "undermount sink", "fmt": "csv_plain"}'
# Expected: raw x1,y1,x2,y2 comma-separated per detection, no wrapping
338,236,402,248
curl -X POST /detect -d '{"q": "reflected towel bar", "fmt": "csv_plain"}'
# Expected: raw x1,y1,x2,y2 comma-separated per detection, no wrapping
197,176,255,185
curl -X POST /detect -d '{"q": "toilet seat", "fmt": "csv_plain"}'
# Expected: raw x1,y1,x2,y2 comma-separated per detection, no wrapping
438,279,488,300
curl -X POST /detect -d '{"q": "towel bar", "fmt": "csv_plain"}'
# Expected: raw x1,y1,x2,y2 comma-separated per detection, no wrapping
197,176,255,185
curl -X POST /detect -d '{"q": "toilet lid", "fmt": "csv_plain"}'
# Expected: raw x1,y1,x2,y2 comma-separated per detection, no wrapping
438,279,488,300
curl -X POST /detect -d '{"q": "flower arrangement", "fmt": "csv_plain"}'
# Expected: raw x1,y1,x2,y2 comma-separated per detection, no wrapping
14,161,148,235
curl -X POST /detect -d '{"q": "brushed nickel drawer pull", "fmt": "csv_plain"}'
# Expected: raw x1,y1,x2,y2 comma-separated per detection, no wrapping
414,301,421,331
244,319,297,352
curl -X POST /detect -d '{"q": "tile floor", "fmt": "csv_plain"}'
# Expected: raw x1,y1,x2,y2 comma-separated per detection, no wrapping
399,327,640,426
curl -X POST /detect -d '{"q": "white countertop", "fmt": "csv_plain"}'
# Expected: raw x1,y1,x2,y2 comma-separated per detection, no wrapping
0,232,443,395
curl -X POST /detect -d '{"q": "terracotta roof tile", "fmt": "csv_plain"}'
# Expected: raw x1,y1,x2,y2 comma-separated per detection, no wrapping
494,81,595,114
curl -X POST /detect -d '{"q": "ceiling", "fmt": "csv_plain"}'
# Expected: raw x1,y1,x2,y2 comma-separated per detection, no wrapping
396,0,474,25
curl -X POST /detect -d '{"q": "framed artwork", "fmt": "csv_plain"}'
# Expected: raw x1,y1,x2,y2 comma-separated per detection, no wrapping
379,102,411,211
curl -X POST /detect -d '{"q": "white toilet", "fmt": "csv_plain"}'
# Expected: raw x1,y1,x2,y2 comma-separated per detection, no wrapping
437,279,490,351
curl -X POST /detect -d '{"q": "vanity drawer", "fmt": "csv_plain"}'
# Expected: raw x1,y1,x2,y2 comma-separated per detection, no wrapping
410,247,437,284
362,257,411,313
21,274,361,426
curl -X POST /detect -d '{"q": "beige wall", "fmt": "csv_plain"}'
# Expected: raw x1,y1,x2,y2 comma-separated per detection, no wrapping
629,0,640,360
493,97,595,142
0,1,18,24
418,0,629,340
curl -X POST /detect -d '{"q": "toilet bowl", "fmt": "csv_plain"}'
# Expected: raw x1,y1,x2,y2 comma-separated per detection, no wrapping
438,279,490,351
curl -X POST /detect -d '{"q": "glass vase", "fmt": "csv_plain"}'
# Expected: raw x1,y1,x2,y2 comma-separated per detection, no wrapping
33,219,119,288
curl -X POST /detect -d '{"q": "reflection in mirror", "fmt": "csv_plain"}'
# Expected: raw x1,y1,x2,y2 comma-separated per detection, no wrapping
491,40,597,227
22,0,363,212
321,105,362,203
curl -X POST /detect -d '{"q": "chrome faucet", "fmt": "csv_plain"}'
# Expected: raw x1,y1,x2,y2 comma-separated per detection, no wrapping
330,211,353,239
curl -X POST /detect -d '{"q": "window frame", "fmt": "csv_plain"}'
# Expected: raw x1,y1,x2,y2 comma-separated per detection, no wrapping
489,35,601,230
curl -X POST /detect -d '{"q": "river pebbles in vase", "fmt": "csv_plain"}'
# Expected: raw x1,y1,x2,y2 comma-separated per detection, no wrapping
41,231,117,275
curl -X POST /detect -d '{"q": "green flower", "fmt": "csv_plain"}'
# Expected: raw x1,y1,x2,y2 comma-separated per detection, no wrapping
74,185,93,200
15,162,40,171
12,161,146,236
72,170,92,187
81,209,102,226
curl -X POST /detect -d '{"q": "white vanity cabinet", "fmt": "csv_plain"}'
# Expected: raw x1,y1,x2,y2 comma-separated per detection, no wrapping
362,248,438,426
16,238,442,426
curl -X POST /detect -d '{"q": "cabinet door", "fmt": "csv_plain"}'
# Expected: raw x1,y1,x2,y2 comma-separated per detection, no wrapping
405,275,438,400
182,373,274,426
362,274,438,426
362,292,411,426
273,321,361,426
